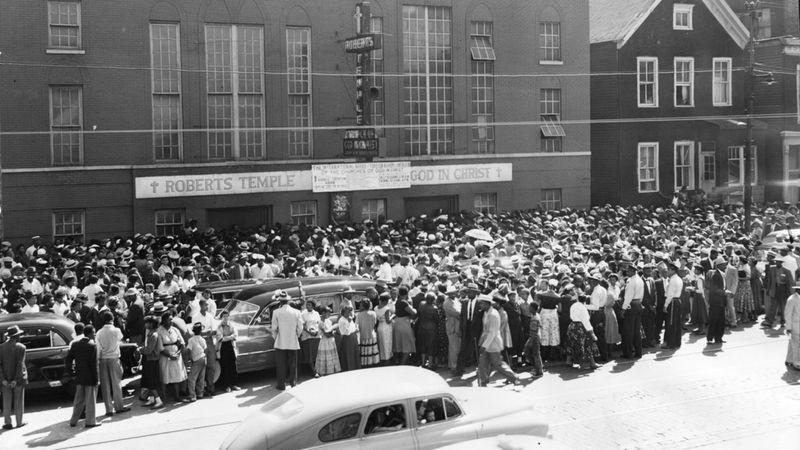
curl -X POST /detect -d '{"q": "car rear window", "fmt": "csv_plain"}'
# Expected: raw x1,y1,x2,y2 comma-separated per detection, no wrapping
319,413,361,443
225,300,260,327
261,392,304,421
19,328,51,350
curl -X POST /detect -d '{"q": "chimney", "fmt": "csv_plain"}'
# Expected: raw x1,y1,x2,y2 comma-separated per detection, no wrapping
788,0,800,35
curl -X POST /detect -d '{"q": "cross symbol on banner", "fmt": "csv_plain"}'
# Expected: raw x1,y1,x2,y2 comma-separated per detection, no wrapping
354,5,363,34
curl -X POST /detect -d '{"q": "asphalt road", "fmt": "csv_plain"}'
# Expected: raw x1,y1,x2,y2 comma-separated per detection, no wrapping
2,321,798,449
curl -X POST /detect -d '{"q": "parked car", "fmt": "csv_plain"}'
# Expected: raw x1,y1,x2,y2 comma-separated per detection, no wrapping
435,434,570,450
220,366,549,450
194,279,260,310
219,276,383,373
0,313,140,395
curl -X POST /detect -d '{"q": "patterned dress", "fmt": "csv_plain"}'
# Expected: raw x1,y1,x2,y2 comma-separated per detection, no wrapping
734,266,755,319
374,304,394,361
435,306,448,361
315,318,341,376
356,310,380,367
566,322,600,363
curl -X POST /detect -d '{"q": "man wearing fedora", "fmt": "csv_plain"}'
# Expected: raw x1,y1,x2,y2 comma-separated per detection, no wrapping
453,283,482,377
271,290,302,390
476,295,520,387
65,325,101,428
0,325,27,429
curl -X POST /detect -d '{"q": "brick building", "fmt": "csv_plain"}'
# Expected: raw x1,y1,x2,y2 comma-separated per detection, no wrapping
0,0,591,243
590,0,759,206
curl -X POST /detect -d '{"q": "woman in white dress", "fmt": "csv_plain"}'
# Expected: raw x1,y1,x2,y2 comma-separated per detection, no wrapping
157,312,188,403
374,292,394,363
784,284,800,370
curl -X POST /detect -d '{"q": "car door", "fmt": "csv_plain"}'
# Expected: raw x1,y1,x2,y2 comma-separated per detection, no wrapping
411,396,475,450
237,302,278,372
359,402,417,450
19,327,68,387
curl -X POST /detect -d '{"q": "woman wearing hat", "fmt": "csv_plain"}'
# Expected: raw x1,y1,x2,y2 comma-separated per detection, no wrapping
139,316,164,409
157,311,189,403
216,310,241,392
392,286,417,366
566,295,601,370
315,307,341,376
337,305,361,372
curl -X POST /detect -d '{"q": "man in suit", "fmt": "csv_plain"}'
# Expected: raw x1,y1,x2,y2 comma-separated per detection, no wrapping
65,325,101,428
621,265,644,358
706,257,729,344
124,289,145,346
764,257,794,327
700,249,719,274
653,268,667,345
271,290,302,391
476,296,519,387
0,325,27,429
641,264,657,347
454,283,483,377
724,259,740,328
442,288,461,373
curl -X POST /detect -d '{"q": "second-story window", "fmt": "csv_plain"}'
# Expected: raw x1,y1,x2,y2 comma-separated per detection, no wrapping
674,57,694,107
637,57,658,107
50,85,83,165
712,57,732,107
205,25,265,160
540,88,565,152
150,23,182,161
287,27,313,158
470,20,495,154
48,1,81,50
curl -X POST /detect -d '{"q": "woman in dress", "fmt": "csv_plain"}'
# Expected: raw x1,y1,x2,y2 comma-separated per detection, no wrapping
749,257,764,318
157,312,188,403
139,316,164,409
537,291,561,361
300,300,321,376
734,258,755,324
434,294,449,367
355,300,380,368
415,292,439,369
373,292,394,364
689,264,708,334
315,306,341,376
216,310,241,392
338,305,361,372
566,295,600,370
603,277,621,358
392,287,417,365
784,284,800,370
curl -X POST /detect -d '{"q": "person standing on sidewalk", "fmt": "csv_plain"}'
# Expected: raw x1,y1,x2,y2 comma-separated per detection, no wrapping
191,299,217,397
621,265,644,359
271,290,302,390
95,312,130,416
65,325,100,428
784,283,800,370
706,257,729,345
0,325,27,429
185,323,207,402
477,296,520,386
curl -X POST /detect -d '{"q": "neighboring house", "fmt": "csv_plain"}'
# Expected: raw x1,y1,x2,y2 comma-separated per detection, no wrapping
726,0,800,203
590,0,759,206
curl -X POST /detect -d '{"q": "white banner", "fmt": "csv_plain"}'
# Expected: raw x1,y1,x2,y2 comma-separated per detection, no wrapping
312,161,411,193
409,163,513,185
135,170,311,199
135,162,513,199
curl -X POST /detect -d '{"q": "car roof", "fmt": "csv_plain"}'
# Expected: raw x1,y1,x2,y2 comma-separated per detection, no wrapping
0,313,74,332
290,366,449,407
195,279,259,293
239,277,384,307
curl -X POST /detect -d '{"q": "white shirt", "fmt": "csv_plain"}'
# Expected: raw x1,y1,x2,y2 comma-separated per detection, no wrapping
589,285,607,311
22,278,44,295
249,263,274,280
81,284,104,308
623,274,645,309
569,301,593,331
21,303,40,313
157,279,181,297
664,274,684,308
191,311,217,337
376,263,394,283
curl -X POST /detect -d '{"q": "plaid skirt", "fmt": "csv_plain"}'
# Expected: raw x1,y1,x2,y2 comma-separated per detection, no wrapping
359,333,380,367
566,321,599,362
315,337,341,376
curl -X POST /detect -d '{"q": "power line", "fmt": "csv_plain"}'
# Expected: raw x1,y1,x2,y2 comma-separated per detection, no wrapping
0,112,794,137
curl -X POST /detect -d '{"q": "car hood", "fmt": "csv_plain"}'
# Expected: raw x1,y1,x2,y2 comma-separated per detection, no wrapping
450,387,538,421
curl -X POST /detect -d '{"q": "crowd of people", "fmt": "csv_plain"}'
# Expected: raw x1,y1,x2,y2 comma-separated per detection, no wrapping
2,203,800,429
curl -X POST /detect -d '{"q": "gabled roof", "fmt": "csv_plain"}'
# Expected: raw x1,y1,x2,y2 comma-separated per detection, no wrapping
590,0,750,49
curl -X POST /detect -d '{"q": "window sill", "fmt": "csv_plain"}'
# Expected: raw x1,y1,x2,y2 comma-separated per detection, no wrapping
638,190,659,194
674,105,694,108
638,104,659,108
539,60,564,66
713,103,733,108
46,48,86,55
673,26,692,31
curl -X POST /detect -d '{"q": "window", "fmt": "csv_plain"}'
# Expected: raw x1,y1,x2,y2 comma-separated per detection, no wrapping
403,6,453,155
364,404,407,435
674,57,694,107
755,9,772,39
539,22,561,63
473,193,497,215
413,397,462,425
674,141,695,191
637,57,658,107
48,1,81,50
703,153,716,182
319,413,362,442
19,328,52,350
291,201,317,226
205,25,265,160
150,23,182,161
540,88,565,153
370,17,385,135
287,27,312,158
155,209,184,236
673,4,694,30
541,189,562,211
443,397,462,419
713,58,732,107
50,86,83,165
53,210,84,243
470,21,495,154
361,199,387,223
728,146,758,186
51,330,68,347
638,143,659,193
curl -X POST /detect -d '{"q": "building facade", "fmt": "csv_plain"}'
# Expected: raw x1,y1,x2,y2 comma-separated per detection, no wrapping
590,0,759,206
0,0,591,243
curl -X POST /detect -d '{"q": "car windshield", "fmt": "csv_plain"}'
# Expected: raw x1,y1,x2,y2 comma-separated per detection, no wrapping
261,392,304,420
225,300,260,327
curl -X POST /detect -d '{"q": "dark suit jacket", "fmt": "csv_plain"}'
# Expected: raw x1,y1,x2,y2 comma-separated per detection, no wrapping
642,277,655,308
654,278,666,310
65,338,98,386
706,269,727,308
125,302,145,338
0,341,27,383
459,298,484,339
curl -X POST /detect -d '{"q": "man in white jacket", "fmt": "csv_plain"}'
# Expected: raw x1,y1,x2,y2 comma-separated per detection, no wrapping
271,290,302,390
476,295,519,387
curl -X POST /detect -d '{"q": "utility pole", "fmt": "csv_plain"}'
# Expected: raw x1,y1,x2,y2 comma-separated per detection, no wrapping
743,1,759,234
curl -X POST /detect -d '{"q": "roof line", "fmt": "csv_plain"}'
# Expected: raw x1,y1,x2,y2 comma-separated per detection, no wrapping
617,0,663,49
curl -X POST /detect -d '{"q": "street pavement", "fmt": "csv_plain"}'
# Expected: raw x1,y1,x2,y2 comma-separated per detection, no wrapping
1,321,798,449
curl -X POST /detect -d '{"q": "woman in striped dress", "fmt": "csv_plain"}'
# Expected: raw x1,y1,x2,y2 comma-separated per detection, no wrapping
355,300,380,367
315,307,341,376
